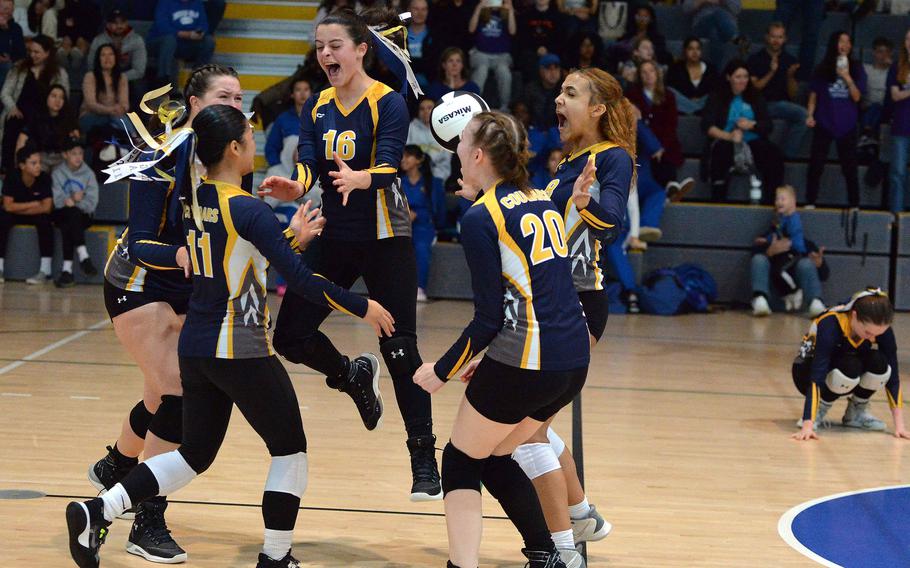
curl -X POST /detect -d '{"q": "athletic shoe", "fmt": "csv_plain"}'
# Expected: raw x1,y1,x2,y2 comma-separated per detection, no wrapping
56,271,76,288
807,298,826,318
65,498,111,568
256,550,301,568
338,353,383,431
667,177,695,202
558,548,586,568
783,289,803,313
638,226,662,242
406,434,442,501
522,548,568,568
571,504,612,544
416,287,428,302
625,292,641,314
88,446,138,519
843,398,886,431
25,271,50,285
126,498,187,564
751,295,770,317
81,258,98,277
796,399,833,430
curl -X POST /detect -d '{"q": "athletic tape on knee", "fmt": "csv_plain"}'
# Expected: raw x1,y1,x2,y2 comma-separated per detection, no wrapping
512,443,561,480
143,450,196,495
441,442,483,496
825,368,860,395
546,427,566,457
129,401,154,439
380,336,422,378
264,452,308,498
148,395,183,444
859,365,891,391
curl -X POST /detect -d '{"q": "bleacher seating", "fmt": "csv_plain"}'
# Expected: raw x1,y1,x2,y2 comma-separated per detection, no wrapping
2,225,118,283
896,213,910,310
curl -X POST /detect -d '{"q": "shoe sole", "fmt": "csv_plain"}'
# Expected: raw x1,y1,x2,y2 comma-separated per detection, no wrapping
842,420,886,431
66,501,100,568
409,491,443,502
88,465,135,520
360,352,383,431
126,542,188,564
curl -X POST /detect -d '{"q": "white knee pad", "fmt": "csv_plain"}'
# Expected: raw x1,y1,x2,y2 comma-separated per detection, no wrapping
859,366,891,391
144,451,197,496
825,368,860,394
265,452,308,498
546,427,566,457
512,443,561,481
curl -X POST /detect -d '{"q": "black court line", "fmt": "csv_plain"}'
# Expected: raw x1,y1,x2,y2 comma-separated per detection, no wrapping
42,494,508,520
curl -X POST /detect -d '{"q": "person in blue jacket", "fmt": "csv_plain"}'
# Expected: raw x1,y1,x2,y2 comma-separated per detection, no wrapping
399,144,444,301
264,77,312,170
147,0,215,83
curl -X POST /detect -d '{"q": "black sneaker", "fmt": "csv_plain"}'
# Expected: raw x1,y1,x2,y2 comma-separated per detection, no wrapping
126,498,187,564
88,445,138,519
337,353,383,431
406,435,442,501
55,271,75,288
81,258,99,277
65,498,111,568
522,548,568,568
256,550,301,568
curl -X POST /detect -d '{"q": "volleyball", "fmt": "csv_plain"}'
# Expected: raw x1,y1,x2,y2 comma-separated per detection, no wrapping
430,91,490,153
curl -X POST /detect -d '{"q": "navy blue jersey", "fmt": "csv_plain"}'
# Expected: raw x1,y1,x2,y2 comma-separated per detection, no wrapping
178,180,370,359
546,142,632,291
434,182,590,379
796,310,901,421
292,81,411,241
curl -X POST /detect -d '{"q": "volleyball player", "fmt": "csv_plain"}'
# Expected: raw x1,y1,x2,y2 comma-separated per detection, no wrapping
88,64,244,563
259,10,441,501
66,104,395,568
792,288,908,441
412,111,589,568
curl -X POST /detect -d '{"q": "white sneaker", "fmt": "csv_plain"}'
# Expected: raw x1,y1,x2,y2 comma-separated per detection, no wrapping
807,298,826,318
751,295,770,316
25,271,50,285
571,504,612,544
783,289,803,313
638,226,663,242
416,288,428,303
558,548,585,568
843,398,886,431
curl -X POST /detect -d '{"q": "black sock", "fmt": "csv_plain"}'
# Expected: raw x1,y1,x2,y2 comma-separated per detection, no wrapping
110,443,138,467
119,463,161,506
481,455,553,550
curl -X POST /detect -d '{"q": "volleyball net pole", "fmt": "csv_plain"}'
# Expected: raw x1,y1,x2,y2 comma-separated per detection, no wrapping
571,393,586,562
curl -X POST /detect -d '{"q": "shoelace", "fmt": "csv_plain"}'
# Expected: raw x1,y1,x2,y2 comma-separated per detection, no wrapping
410,448,439,480
139,511,175,544
349,361,377,411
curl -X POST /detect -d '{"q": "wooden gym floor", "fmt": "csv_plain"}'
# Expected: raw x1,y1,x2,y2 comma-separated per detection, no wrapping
1,283,908,567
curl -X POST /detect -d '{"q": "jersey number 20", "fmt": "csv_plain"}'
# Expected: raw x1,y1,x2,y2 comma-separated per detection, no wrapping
520,210,568,265
186,230,213,278
323,129,356,160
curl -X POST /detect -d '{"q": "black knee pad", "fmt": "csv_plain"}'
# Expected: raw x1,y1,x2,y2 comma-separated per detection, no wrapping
129,401,154,439
380,335,422,378
148,395,183,444
441,442,484,497
833,352,863,379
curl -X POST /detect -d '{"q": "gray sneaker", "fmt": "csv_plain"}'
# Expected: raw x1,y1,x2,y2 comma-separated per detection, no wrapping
25,271,50,285
558,547,585,568
571,504,612,544
796,400,833,430
843,398,886,431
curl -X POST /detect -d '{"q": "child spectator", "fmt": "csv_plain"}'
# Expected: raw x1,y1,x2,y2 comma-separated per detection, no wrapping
425,47,481,101
16,83,79,171
147,0,215,84
0,144,53,283
666,36,718,114
80,43,128,144
888,28,910,213
683,0,742,68
806,31,866,209
758,185,806,305
14,0,56,40
468,0,517,110
50,136,97,287
515,0,562,79
0,0,25,87
407,96,451,182
264,77,310,174
400,144,445,302
860,36,893,145
88,10,147,111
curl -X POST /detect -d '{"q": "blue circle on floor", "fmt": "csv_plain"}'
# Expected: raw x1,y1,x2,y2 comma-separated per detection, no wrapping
779,485,910,567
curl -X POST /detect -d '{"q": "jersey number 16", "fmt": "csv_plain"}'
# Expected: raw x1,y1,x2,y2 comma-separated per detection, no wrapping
521,210,568,265
323,129,357,160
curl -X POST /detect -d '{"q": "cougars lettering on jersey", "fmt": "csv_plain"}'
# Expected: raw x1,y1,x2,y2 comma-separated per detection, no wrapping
546,142,632,292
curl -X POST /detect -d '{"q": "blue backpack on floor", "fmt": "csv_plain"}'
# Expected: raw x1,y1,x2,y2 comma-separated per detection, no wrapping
639,263,717,315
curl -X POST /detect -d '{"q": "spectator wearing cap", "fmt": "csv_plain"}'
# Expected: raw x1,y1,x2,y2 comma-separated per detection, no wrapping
147,0,215,83
51,136,98,287
0,0,25,87
88,9,147,111
522,52,562,129
516,0,563,79
425,47,480,101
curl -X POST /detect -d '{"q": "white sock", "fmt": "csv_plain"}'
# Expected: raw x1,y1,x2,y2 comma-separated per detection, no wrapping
62,260,73,273
568,497,591,520
40,257,51,275
100,484,131,522
262,528,293,560
76,245,89,262
552,528,574,549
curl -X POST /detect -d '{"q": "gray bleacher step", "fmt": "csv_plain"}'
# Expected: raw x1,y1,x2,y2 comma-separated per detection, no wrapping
2,226,115,283
213,53,303,77
219,18,313,37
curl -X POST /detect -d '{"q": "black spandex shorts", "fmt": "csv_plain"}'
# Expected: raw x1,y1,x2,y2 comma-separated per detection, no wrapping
104,279,190,320
579,289,609,341
465,356,588,424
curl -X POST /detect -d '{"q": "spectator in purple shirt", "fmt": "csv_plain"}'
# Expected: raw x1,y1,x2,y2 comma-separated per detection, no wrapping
888,28,910,213
805,31,866,209
468,0,516,110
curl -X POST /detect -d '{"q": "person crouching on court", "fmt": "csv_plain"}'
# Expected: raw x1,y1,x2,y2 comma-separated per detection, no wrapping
792,288,908,441
413,111,590,568
65,104,395,568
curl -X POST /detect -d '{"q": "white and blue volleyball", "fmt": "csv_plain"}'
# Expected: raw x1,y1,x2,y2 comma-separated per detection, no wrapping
430,91,490,153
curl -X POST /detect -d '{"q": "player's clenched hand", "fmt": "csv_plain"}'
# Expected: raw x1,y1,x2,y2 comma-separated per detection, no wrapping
414,362,445,394
259,176,304,201
363,299,395,337
329,153,371,206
